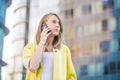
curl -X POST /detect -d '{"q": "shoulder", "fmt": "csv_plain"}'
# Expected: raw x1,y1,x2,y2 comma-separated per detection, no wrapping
23,42,37,57
61,44,68,48
24,42,37,50
60,44,70,51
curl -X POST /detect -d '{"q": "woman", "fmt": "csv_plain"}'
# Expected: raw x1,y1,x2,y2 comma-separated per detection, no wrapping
23,13,77,80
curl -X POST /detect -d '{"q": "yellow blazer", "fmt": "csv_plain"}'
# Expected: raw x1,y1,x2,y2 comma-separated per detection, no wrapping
22,43,77,80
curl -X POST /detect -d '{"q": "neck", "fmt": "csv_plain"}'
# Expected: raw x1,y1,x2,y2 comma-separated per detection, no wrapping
46,35,54,46
45,35,54,52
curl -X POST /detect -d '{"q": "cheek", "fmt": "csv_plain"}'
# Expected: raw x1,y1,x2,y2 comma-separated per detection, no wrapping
58,27,60,31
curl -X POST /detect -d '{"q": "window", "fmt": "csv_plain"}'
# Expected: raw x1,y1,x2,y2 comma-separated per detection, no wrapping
80,65,88,76
88,64,96,76
74,6,82,17
69,8,74,17
104,61,120,74
89,22,95,35
102,19,108,32
94,43,100,54
94,21,102,33
96,63,104,76
64,8,74,18
75,25,83,37
118,61,120,73
88,63,104,76
108,18,116,31
104,63,109,74
118,38,120,51
102,0,114,10
82,4,91,14
75,67,80,79
100,41,109,53
84,24,90,36
65,10,69,18
92,1,102,13
109,62,117,74
110,39,119,52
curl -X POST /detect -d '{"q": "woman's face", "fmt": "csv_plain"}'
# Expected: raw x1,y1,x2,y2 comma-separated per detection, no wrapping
46,15,60,36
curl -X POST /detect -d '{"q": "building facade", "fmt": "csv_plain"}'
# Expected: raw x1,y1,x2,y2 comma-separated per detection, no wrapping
10,0,29,80
0,0,11,80
59,0,120,80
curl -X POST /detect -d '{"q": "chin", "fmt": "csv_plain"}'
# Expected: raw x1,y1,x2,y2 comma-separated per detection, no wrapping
53,32,59,36
53,33,59,36
54,34,59,36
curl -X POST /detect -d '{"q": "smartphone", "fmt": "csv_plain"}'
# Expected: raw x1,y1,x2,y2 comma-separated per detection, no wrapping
42,24,51,33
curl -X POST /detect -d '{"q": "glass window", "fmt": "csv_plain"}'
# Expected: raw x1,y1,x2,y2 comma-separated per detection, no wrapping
102,19,108,32
95,21,102,33
102,0,114,10
84,24,89,36
88,63,104,76
80,65,88,76
110,39,119,52
94,42,100,54
88,64,96,76
109,62,117,74
91,2,96,14
75,67,80,79
92,1,102,14
82,4,91,14
96,1,103,13
100,41,109,53
104,61,120,74
118,38,120,51
89,22,95,35
64,9,74,18
108,18,116,31
96,63,104,76
75,25,83,37
64,10,69,18
69,8,74,17
104,63,109,74
117,61,120,73
74,6,82,17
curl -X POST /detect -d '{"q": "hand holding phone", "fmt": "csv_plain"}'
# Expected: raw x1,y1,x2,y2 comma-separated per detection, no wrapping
42,24,51,34
40,24,51,45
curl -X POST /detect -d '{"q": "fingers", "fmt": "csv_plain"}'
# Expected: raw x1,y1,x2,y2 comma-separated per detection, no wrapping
42,27,51,35
40,27,51,44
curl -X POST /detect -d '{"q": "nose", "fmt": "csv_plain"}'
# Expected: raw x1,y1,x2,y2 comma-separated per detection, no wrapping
55,23,60,27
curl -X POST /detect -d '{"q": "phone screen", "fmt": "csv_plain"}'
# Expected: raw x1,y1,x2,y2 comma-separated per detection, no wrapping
42,24,51,33
42,24,47,30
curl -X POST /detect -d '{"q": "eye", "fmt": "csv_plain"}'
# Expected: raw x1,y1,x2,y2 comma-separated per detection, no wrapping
52,20,57,24
52,20,59,24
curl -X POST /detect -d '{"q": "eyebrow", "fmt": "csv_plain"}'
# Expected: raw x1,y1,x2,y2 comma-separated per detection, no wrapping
51,20,59,22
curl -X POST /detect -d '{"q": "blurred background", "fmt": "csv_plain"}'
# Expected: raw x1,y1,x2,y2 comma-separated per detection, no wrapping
0,0,120,80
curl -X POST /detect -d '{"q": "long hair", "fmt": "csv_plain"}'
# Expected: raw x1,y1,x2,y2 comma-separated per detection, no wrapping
36,13,63,49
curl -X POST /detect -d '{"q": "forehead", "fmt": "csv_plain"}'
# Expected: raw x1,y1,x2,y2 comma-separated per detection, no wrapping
47,15,59,21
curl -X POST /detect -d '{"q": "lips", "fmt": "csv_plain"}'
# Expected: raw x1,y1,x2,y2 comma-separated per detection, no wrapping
54,29,59,32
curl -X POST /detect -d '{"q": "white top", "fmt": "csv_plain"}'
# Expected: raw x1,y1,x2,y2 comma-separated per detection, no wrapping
23,52,54,80
40,52,54,80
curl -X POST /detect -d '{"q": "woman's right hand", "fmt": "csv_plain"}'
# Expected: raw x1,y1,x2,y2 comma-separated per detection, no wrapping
40,27,51,45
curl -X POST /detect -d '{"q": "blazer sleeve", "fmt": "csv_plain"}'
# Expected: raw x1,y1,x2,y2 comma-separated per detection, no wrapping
22,43,35,69
66,46,77,80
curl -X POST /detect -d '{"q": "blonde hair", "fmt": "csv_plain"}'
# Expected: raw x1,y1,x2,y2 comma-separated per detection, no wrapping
36,13,63,49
